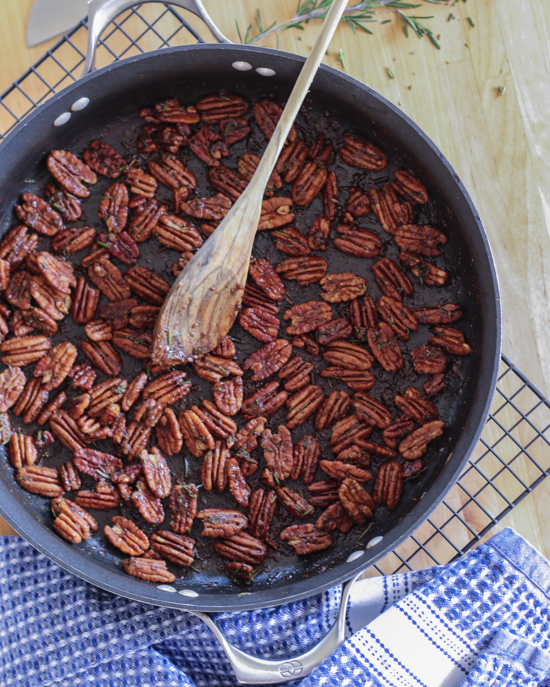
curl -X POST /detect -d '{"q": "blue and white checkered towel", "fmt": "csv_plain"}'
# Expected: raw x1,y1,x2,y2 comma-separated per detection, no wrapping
1,527,550,686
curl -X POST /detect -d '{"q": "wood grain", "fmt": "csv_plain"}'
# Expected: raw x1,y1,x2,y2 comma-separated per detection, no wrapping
0,1,548,561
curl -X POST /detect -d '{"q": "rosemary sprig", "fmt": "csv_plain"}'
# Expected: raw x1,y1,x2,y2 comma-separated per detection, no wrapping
237,0,446,49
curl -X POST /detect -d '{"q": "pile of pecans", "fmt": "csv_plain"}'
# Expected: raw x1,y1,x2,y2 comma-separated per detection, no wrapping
0,93,470,587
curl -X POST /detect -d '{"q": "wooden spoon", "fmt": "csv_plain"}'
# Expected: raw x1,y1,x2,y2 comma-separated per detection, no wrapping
152,0,348,365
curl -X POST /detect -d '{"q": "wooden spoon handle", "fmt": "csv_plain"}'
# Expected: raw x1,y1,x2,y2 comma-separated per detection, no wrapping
247,0,349,198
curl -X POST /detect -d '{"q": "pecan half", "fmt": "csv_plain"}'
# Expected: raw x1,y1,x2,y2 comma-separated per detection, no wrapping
196,94,248,122
317,318,352,346
286,384,324,430
242,281,279,313
156,408,183,456
316,502,353,534
382,419,416,449
280,524,332,555
149,154,195,193
81,340,122,376
47,150,97,197
343,187,371,220
35,252,76,295
111,328,151,360
131,479,164,524
338,133,387,170
292,161,327,206
315,390,351,431
52,226,96,257
261,425,293,482
243,339,292,382
0,367,26,412
9,433,37,468
84,319,112,342
320,460,371,482
169,482,198,534
155,214,203,253
349,294,377,341
177,193,231,220
33,342,77,391
197,508,248,538
126,168,157,198
129,305,160,330
0,225,39,268
73,447,123,479
395,387,438,425
242,381,288,420
143,370,191,407
98,298,135,331
373,460,403,511
334,224,382,259
88,258,131,301
377,296,418,341
413,304,462,325
410,343,448,374
258,197,295,231
275,256,328,286
423,374,445,398
275,139,308,182
369,185,413,234
16,193,63,235
429,326,471,356
50,410,87,450
399,420,446,459
105,516,149,555
234,417,267,452
98,231,139,265
71,277,99,325
278,356,313,392
218,116,250,146
111,464,142,485
275,485,314,519
392,169,429,204
399,251,448,286
87,378,127,417
17,465,63,497
207,164,247,201
254,99,296,143
323,172,338,220
68,363,96,391
227,458,250,507
13,378,48,424
52,497,97,543
248,257,285,301
30,275,71,320
308,480,340,507
124,265,169,306
291,434,320,484
367,322,404,372
45,183,82,222
237,153,282,196
214,531,267,565
1,335,51,367
320,273,368,303
123,557,175,583
142,97,200,124
239,306,280,343
283,300,332,335
201,440,230,492
178,407,215,456
248,488,277,540
128,199,166,242
394,224,447,257
322,340,373,370
150,531,195,567
5,271,32,310
304,215,330,253
193,400,237,440
193,354,243,383
83,141,127,178
372,258,413,301
338,477,375,523
329,414,373,454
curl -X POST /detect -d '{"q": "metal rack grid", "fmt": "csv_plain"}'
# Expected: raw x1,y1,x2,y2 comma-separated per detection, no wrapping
1,4,550,573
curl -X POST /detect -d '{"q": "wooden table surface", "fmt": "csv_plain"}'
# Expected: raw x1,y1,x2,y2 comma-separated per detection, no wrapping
0,0,549,563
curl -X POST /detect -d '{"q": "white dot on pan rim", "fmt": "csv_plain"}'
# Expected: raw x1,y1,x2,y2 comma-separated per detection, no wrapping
232,61,253,71
53,112,71,126
346,550,365,563
71,97,90,111
156,584,177,593
178,589,199,598
367,536,384,549
256,67,276,77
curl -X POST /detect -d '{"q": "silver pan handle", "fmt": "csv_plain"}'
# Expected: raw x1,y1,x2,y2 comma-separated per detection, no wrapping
81,0,232,78
188,574,359,684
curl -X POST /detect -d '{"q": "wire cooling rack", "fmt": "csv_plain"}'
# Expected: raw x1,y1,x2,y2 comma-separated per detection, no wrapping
1,4,550,574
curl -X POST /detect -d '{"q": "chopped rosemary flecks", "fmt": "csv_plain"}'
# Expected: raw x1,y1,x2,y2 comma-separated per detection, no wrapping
498,85,506,95
387,67,395,78
337,48,347,71
468,16,474,26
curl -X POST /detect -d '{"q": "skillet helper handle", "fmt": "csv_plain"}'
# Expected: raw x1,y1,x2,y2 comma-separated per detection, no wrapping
188,574,359,685
81,0,232,78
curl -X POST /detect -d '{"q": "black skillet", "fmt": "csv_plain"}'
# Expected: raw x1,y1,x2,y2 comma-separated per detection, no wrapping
0,0,501,682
